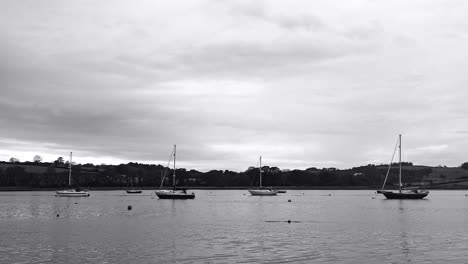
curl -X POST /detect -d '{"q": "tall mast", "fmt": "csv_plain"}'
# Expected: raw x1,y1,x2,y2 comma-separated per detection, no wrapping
259,156,262,188
68,152,72,187
399,134,402,193
173,145,176,191
160,171,163,189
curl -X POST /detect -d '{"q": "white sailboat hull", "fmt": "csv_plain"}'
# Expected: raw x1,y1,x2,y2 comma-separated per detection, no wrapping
56,189,90,197
57,152,90,197
248,189,278,196
248,156,278,196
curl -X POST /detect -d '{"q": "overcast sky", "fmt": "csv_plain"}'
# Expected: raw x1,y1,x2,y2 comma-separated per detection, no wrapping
1,0,467,171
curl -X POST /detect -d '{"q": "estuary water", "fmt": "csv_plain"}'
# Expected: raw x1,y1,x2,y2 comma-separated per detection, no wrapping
1,190,468,263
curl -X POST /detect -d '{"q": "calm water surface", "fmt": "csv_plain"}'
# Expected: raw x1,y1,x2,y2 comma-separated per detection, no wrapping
1,190,468,263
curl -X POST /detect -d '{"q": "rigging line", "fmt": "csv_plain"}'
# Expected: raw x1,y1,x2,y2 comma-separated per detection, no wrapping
159,148,174,189
381,136,400,190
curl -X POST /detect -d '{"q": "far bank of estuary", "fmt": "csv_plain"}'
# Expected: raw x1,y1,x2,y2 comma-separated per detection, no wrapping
1,161,468,191
2,185,468,192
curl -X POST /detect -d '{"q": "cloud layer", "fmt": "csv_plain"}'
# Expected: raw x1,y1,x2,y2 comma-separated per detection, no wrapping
1,0,468,171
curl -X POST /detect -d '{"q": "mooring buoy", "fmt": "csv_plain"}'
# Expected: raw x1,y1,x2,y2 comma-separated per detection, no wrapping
56,214,59,217
288,199,291,202
287,220,291,224
128,205,132,210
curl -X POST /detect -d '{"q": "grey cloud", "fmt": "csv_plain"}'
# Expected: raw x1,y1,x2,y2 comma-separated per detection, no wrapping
274,15,324,31
1,1,468,171
227,1,324,31
113,37,375,83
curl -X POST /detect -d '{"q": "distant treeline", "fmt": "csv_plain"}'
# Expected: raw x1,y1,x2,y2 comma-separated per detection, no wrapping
1,160,458,189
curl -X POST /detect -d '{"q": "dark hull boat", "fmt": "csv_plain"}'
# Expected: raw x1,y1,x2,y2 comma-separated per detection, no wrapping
155,145,195,200
125,176,142,194
157,194,195,199
379,190,428,199
378,135,429,200
155,190,195,199
126,190,143,194
248,189,277,196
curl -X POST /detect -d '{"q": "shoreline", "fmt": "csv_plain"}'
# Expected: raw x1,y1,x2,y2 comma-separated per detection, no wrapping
1,186,468,191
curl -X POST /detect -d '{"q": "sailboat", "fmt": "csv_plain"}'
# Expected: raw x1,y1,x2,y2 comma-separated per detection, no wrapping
155,145,195,199
56,152,90,197
377,134,429,199
126,176,143,194
248,156,278,196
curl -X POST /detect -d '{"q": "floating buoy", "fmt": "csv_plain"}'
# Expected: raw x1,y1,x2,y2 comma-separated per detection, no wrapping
56,214,59,217
287,220,291,224
288,199,291,202
74,202,78,204
128,205,132,210
372,197,376,199
328,194,331,196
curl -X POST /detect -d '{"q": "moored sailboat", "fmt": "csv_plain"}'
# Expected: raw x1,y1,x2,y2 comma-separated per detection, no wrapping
126,176,142,194
377,134,429,199
155,145,195,199
56,152,90,197
126,190,143,194
248,156,277,196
